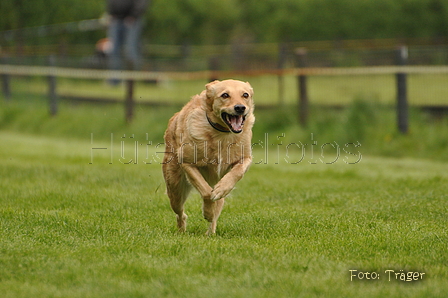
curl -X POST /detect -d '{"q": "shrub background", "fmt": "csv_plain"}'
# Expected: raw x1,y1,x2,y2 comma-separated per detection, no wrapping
1,0,448,45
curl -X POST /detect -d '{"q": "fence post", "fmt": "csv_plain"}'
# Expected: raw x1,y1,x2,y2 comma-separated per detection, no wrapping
295,48,308,127
48,55,58,116
125,79,134,123
396,45,408,134
1,56,11,101
208,56,220,82
277,43,287,106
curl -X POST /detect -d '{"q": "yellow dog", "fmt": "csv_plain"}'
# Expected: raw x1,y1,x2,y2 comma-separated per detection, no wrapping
162,80,255,235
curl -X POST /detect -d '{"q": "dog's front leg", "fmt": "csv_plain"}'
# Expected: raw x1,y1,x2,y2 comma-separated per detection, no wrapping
181,164,222,235
211,157,252,201
181,164,213,199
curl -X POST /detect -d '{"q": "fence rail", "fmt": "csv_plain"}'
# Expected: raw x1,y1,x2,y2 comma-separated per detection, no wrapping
0,65,448,81
2,64,448,80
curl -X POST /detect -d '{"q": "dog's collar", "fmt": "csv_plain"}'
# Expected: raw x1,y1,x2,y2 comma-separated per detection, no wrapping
206,113,231,133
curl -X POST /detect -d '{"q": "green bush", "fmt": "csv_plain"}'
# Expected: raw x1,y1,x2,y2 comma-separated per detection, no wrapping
2,0,448,45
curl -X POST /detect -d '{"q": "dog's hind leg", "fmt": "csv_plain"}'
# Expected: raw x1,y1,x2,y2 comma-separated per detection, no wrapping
168,181,191,232
203,197,225,235
164,165,191,232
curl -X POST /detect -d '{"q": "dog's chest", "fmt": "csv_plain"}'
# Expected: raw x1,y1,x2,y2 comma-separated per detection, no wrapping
179,136,246,167
197,138,244,180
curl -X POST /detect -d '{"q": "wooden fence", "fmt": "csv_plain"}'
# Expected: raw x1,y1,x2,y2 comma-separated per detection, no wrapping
2,48,448,133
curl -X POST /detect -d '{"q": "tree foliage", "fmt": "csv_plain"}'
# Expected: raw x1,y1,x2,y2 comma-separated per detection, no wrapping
1,0,447,45
0,0,103,29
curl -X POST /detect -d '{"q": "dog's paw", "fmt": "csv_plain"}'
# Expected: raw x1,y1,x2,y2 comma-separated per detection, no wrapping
210,183,233,201
210,192,221,202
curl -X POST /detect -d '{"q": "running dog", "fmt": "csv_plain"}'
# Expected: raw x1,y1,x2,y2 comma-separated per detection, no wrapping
162,79,255,235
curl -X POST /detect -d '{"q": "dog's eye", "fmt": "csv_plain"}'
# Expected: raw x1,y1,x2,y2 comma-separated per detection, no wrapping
242,93,249,99
221,93,230,99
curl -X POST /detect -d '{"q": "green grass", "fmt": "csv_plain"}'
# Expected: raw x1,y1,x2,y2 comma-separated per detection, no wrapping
1,92,448,297
1,129,447,297
1,92,447,161
6,73,448,106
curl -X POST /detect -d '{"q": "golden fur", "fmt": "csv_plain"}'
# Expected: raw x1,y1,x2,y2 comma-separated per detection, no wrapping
162,79,255,235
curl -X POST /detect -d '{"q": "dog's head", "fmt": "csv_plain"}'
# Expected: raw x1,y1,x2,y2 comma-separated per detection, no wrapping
205,80,254,134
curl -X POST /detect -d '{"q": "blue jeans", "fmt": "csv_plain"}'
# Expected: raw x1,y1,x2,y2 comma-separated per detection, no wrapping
108,17,144,82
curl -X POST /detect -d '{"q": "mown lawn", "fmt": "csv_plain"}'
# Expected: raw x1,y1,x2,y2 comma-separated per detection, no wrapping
1,131,447,297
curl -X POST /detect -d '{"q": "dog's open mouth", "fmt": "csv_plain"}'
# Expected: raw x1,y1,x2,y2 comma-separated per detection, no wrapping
222,112,245,133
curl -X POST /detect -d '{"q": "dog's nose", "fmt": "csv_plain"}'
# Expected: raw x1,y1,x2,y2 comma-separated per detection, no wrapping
234,105,246,115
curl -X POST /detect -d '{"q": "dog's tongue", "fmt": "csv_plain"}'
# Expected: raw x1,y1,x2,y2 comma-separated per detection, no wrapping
229,115,243,132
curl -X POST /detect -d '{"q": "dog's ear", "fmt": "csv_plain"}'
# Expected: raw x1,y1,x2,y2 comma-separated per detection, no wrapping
205,80,220,99
245,81,254,97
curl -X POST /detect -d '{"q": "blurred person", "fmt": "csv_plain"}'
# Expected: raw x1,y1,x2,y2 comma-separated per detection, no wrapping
107,0,149,85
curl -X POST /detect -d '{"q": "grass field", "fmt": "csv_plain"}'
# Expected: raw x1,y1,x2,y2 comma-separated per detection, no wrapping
0,93,447,297
6,73,448,106
1,130,447,297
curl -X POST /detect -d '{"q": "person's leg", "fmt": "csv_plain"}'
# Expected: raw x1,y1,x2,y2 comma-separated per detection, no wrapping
124,17,144,70
108,18,125,84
